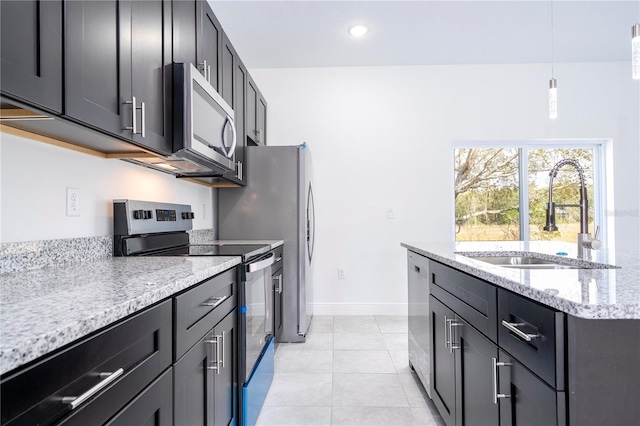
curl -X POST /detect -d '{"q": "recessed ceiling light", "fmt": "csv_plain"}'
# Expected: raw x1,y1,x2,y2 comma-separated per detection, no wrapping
348,24,369,37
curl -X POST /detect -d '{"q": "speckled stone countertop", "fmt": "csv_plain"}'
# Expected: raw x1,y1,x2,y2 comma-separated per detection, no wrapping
402,241,640,320
0,256,242,375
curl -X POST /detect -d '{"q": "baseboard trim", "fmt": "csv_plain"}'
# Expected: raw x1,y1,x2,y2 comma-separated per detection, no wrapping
312,303,408,316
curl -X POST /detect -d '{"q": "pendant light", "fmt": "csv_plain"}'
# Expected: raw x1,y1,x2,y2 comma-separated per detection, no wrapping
549,0,558,119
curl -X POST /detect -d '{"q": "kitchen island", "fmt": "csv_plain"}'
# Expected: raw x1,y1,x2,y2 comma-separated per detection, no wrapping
403,241,640,426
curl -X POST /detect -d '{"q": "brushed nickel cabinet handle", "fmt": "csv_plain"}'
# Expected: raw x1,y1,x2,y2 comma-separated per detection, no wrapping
62,368,124,409
203,295,228,308
501,320,537,342
492,357,512,404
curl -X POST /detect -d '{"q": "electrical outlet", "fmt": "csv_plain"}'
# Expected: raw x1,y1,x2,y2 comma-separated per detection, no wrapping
338,268,345,279
66,187,80,217
387,208,395,219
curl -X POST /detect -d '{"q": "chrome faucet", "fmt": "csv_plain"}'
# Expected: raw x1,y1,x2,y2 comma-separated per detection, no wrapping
543,158,601,259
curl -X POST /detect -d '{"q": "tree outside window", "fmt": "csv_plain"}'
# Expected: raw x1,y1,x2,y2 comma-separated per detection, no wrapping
454,146,595,243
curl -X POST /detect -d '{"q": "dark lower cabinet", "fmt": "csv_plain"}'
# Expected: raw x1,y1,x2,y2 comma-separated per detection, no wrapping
213,310,237,426
174,309,237,426
455,316,499,426
498,350,565,426
273,266,284,341
0,0,62,113
65,0,172,155
105,369,173,426
1,300,172,426
430,296,456,426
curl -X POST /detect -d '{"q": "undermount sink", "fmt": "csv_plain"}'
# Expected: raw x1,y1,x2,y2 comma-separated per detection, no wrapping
468,256,581,269
457,252,619,270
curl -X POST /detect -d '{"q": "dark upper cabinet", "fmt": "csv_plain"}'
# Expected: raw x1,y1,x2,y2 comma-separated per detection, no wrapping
0,0,62,113
65,0,172,155
219,32,246,184
247,75,268,146
172,0,221,90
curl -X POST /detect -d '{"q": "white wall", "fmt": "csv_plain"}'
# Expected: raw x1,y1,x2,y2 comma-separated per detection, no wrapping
0,132,215,243
251,61,640,315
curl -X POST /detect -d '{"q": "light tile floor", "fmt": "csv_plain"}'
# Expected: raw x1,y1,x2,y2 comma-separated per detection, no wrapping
256,315,446,426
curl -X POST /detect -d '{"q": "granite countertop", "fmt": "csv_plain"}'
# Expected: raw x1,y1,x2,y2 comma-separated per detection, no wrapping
0,237,285,376
402,241,640,320
0,256,242,375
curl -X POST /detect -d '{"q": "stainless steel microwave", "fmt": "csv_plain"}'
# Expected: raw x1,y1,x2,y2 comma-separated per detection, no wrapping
171,62,237,176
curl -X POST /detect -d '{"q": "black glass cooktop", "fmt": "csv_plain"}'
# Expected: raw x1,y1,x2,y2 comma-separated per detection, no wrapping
146,244,269,259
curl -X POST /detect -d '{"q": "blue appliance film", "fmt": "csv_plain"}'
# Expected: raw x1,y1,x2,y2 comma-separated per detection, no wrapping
242,336,275,426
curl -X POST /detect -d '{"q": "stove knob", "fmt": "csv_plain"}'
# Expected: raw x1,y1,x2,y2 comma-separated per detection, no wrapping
190,212,195,219
133,210,143,219
146,210,153,219
181,212,188,219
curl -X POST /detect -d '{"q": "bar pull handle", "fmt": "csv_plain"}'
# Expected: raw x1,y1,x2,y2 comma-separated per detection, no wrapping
492,357,512,404
501,320,537,342
198,60,208,81
140,101,145,138
124,96,137,134
236,161,243,180
62,368,124,409
207,65,211,83
444,315,451,350
277,274,283,294
447,318,463,353
220,330,226,369
206,334,222,374
203,295,228,308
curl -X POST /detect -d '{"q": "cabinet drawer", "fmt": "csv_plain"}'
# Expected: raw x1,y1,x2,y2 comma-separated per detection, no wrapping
498,289,565,390
429,260,497,342
1,300,172,426
174,268,237,360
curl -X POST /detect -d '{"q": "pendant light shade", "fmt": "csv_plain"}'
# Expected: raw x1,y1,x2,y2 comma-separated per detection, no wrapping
549,78,558,119
633,23,640,79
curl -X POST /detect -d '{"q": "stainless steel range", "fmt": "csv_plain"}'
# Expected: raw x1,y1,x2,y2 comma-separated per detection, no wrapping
113,199,275,426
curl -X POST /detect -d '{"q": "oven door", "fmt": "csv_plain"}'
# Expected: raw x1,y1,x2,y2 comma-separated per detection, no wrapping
242,252,275,383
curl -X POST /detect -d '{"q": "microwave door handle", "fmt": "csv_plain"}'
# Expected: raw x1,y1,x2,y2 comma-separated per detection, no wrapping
221,115,237,158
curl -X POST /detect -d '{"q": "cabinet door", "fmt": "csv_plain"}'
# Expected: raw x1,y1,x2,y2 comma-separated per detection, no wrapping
258,94,267,145
233,56,247,182
273,268,284,342
455,318,499,426
0,0,62,113
247,77,258,144
199,1,222,91
174,331,215,425
430,296,456,426
498,350,565,426
65,0,132,140
213,310,238,426
130,0,172,155
172,0,197,66
106,369,173,426
408,253,430,394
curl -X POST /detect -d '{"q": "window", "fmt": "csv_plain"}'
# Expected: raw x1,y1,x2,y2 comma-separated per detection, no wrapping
454,142,604,244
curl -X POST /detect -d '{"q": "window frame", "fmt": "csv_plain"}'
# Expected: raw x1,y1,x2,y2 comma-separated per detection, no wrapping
451,139,609,248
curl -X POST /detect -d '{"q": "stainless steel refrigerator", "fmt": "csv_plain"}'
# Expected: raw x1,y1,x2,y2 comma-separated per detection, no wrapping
218,144,315,343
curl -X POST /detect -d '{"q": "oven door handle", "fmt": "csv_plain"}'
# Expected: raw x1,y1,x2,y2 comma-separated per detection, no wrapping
246,252,275,273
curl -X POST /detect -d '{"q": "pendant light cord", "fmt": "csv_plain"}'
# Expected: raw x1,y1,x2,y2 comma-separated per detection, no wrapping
550,0,555,77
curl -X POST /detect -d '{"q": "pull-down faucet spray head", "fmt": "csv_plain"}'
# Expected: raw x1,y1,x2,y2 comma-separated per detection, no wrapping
544,158,599,258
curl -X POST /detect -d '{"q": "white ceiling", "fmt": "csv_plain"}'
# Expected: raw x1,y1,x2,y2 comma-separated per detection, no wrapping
209,0,639,69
